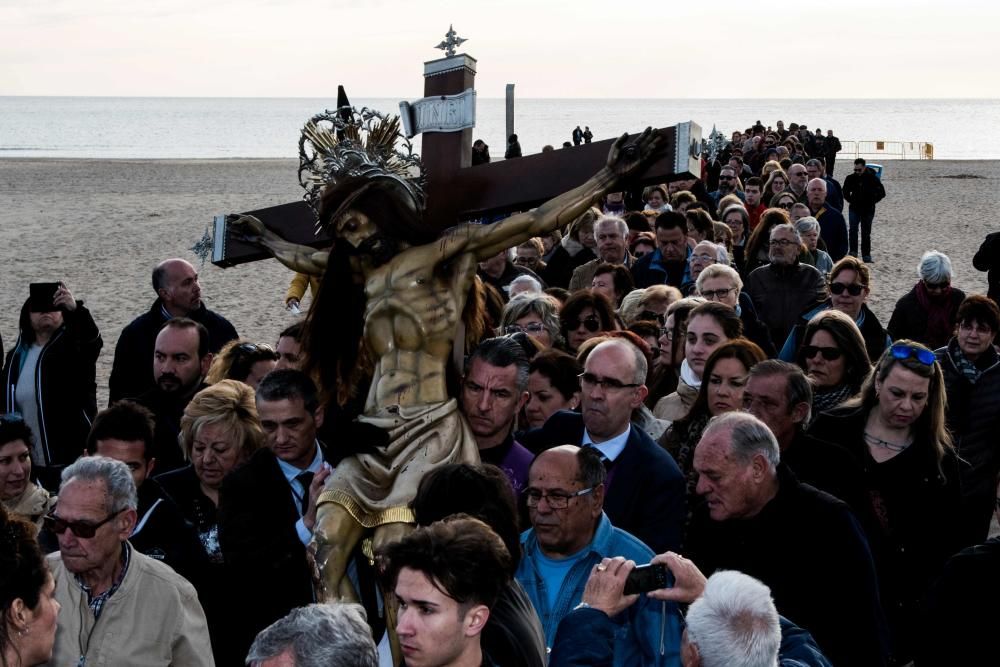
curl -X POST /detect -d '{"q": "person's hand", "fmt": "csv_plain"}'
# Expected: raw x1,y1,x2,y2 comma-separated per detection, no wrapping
52,283,76,311
605,127,663,179
580,556,639,617
302,463,333,532
647,552,706,604
286,298,301,313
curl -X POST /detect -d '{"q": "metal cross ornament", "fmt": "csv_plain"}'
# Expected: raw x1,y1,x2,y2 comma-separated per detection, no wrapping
434,25,467,57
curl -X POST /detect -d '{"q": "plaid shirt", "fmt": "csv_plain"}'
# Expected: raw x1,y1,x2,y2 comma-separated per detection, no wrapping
75,542,131,619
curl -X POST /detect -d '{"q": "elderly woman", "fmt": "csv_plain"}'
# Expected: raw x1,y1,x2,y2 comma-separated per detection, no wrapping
935,295,1000,540
795,217,834,276
499,294,562,349
721,204,749,272
695,263,776,357
205,339,279,390
590,263,634,308
507,274,543,299
558,291,617,354
653,302,743,421
1,504,60,667
810,341,965,663
522,350,581,430
795,310,872,419
888,250,966,350
780,256,890,364
0,418,54,530
541,206,599,288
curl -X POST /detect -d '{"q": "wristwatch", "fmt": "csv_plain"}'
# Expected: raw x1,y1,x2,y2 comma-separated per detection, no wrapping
572,602,592,611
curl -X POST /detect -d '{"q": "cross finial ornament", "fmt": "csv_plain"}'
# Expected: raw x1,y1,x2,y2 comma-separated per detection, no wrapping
434,24,467,57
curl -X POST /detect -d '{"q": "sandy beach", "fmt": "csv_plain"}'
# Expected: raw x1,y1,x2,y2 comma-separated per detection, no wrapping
0,157,993,407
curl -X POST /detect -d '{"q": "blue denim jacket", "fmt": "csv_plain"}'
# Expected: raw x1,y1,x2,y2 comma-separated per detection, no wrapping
516,513,682,666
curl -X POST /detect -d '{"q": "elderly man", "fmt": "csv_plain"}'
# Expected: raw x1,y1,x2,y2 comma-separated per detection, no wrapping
631,211,691,289
806,178,848,261
459,337,535,493
745,224,826,348
805,158,843,211
246,603,378,667
685,412,889,667
133,318,212,472
570,216,633,292
785,164,809,202
516,445,682,665
109,258,238,403
43,456,213,666
519,339,685,553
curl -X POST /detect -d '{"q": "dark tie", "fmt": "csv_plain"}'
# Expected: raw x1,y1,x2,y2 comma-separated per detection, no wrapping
295,471,314,516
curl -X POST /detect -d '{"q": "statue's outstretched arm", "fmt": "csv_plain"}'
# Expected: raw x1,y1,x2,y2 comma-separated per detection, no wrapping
455,128,663,260
229,215,329,276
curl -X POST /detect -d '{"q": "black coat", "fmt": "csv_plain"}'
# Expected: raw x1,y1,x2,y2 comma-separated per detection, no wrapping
2,302,102,473
686,464,890,667
973,230,1000,304
518,410,686,554
109,298,237,403
542,243,596,289
129,479,208,587
887,285,965,351
843,167,886,213
134,382,208,474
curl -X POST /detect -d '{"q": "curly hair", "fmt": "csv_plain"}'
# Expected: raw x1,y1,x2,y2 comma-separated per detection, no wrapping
0,505,49,667
179,380,265,461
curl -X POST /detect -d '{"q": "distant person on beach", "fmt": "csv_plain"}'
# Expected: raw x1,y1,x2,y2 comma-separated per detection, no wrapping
572,125,583,146
583,126,593,143
472,139,491,165
973,230,1000,305
843,158,886,263
505,134,522,159
109,258,237,403
825,129,842,175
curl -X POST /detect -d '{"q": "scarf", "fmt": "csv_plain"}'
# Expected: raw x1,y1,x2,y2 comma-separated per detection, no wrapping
812,384,854,418
948,339,985,384
915,281,954,349
679,359,702,391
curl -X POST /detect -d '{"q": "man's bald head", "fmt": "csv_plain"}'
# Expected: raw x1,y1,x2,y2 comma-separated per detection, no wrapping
152,258,202,316
806,178,827,209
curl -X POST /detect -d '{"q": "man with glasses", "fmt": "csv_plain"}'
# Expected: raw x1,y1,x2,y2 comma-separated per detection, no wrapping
746,224,827,349
516,445,682,664
843,158,886,263
459,337,535,493
786,164,809,202
631,211,691,290
707,166,745,216
45,455,213,666
519,339,685,553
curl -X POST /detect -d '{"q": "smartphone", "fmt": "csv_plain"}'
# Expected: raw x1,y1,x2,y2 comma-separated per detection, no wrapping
623,563,670,596
29,283,60,312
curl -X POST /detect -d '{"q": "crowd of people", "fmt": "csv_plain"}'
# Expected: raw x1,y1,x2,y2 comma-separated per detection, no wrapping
2,118,999,667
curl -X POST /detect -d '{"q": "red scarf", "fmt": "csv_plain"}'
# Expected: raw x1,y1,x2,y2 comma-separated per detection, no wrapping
915,281,954,349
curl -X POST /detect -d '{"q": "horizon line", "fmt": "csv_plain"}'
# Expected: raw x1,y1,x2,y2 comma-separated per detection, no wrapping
2,95,999,101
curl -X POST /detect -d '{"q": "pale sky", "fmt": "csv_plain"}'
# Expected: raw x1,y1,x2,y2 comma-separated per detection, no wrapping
2,0,997,98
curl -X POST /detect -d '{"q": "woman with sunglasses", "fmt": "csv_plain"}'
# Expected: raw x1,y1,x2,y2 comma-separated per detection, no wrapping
1,505,61,667
809,341,965,664
558,291,617,354
780,256,891,364
935,295,1000,542
0,418,54,531
795,310,871,420
499,294,562,349
888,250,966,350
204,339,279,389
653,302,743,421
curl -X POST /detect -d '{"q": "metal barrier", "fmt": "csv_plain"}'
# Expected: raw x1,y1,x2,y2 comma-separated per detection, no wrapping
838,140,933,160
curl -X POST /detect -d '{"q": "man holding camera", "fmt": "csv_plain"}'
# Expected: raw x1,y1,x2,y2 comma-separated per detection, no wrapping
515,445,682,666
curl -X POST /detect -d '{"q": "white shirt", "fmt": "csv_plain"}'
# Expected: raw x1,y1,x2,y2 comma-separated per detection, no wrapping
582,425,631,463
275,441,325,545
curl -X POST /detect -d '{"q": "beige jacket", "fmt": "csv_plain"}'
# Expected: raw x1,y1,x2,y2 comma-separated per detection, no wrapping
652,376,699,422
2,482,55,531
45,545,214,667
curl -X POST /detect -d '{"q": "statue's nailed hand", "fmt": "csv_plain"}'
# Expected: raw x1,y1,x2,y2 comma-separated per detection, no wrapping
605,127,663,179
229,214,270,244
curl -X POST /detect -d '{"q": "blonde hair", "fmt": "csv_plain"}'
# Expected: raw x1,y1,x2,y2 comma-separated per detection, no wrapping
205,339,278,385
179,380,265,461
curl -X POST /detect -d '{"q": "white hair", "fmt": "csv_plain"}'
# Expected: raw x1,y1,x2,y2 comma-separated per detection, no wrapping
508,274,542,296
769,223,801,244
794,216,820,234
595,215,629,238
685,571,781,667
61,455,138,512
696,264,743,294
918,250,954,283
702,412,780,470
247,603,378,667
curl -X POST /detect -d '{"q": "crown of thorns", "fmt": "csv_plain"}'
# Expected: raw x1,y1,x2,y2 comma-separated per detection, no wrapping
298,106,426,231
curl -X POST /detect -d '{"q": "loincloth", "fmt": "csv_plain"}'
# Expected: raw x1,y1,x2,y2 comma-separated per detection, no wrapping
317,398,480,528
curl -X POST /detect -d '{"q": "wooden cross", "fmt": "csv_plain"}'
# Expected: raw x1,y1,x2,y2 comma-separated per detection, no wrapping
210,44,701,268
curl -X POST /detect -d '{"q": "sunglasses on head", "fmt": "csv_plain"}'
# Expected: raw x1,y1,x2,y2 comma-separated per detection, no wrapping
638,310,665,324
44,508,125,539
830,282,866,296
890,343,935,366
0,412,24,426
566,315,601,332
236,342,275,356
802,345,843,361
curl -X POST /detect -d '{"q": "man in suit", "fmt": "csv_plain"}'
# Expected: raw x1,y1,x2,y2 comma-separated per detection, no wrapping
519,338,685,553
218,369,332,660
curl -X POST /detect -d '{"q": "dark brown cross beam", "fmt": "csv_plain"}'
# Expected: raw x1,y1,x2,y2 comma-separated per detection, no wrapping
211,52,700,267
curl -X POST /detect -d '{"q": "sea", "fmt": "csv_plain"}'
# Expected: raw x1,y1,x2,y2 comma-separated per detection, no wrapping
1,96,998,160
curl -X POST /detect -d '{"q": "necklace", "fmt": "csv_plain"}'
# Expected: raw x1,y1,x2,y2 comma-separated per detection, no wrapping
863,430,912,452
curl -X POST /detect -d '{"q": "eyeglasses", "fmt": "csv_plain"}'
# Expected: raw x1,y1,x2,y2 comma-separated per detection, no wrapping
504,322,546,335
890,343,935,366
924,281,950,291
959,321,994,335
513,256,538,265
658,327,674,341
578,372,641,391
775,202,795,210
44,508,125,539
802,345,843,361
638,310,665,324
566,316,601,332
524,486,596,509
769,239,798,248
718,175,735,181
700,287,736,301
830,282,866,296
689,254,716,264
